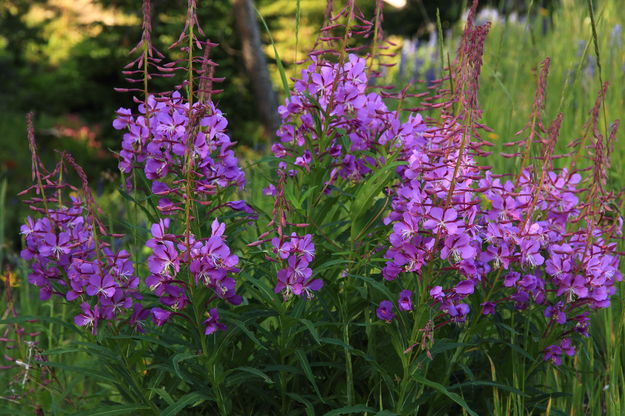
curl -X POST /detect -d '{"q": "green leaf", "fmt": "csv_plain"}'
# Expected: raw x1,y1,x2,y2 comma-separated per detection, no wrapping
448,380,528,397
411,373,479,416
0,408,30,416
69,404,150,416
255,7,290,96
299,318,322,344
295,350,324,402
222,315,269,350
43,361,117,384
108,334,175,350
349,274,395,301
286,392,315,416
350,160,404,239
231,366,275,385
323,405,377,415
149,387,176,406
160,392,209,416
118,188,157,223
172,352,200,383
0,315,83,336
245,274,279,306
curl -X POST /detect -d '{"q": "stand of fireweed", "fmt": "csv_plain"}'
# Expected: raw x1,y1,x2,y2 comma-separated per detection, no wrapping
7,0,624,414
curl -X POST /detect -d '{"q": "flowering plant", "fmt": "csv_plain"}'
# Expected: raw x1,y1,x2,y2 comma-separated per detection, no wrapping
8,0,623,414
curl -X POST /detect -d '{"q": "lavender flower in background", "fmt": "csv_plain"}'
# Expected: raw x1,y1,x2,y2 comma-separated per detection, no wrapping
610,24,622,49
396,32,439,84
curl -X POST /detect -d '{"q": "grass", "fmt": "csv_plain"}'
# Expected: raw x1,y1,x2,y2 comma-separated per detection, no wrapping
479,0,625,179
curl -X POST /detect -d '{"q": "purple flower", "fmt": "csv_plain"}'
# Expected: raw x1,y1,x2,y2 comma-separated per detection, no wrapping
263,184,277,196
480,244,511,269
382,262,402,281
390,214,419,246
481,302,496,315
377,300,394,322
503,272,521,287
129,304,151,332
441,234,475,262
544,302,567,324
398,290,413,311
226,200,256,216
454,280,475,295
545,253,571,277
294,150,312,170
430,286,444,301
275,256,322,299
203,308,227,335
39,232,71,258
148,241,180,275
86,273,117,298
519,238,544,267
289,234,315,263
151,308,171,327
556,275,588,301
74,302,99,334
560,338,575,357
423,208,460,235
112,107,132,130
544,345,562,365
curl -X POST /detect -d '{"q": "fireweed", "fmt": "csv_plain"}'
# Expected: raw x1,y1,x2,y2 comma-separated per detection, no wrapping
20,0,250,337
258,1,425,301
19,119,145,334
378,15,622,365
12,0,625,413
262,0,622,368
110,0,253,336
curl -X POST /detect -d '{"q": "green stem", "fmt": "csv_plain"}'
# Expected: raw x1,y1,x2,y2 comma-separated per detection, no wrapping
342,310,354,406
278,309,288,414
395,298,427,413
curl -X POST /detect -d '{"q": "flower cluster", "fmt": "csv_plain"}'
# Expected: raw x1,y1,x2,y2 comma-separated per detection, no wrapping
274,54,425,184
380,123,482,322
113,92,246,208
272,233,322,299
145,218,241,333
263,53,425,298
20,200,143,334
369,7,623,365
377,123,621,364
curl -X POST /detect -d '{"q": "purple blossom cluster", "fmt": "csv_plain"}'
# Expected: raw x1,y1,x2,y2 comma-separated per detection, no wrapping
263,54,425,297
271,233,322,299
145,218,241,333
113,92,246,210
20,199,143,334
377,120,622,364
256,156,323,300
274,54,425,184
